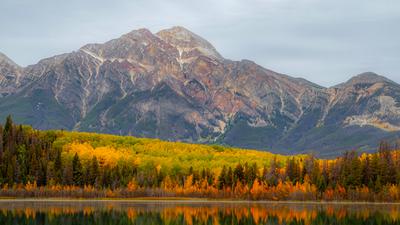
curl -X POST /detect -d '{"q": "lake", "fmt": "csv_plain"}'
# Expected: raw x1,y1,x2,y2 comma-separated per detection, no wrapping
0,200,399,224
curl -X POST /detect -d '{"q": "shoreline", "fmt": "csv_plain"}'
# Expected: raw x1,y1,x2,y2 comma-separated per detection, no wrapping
0,198,399,205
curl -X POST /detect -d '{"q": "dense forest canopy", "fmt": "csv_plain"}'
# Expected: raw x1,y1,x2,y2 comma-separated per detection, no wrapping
0,115,400,201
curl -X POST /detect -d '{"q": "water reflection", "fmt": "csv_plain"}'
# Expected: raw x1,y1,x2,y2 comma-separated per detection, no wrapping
0,201,399,224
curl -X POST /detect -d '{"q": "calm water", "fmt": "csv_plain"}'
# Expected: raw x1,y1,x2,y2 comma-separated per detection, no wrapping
0,200,399,225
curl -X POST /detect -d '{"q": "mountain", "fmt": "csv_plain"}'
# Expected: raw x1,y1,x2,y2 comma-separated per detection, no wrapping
0,26,399,157
0,52,23,96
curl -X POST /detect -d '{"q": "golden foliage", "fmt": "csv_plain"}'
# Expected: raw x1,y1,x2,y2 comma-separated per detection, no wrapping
56,131,297,173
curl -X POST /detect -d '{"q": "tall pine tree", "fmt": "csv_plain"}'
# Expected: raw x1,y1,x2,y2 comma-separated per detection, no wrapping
72,153,83,186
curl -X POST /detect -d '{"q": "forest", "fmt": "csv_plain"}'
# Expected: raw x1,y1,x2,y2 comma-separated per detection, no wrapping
1,116,400,201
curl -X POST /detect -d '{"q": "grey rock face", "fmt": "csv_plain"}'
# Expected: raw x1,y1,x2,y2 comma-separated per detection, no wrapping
0,52,22,96
0,27,399,157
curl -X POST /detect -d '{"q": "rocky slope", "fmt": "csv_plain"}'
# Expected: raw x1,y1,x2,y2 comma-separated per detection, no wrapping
0,26,399,157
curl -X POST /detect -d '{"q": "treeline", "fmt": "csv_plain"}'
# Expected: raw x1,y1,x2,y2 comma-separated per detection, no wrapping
1,116,400,201
0,116,136,189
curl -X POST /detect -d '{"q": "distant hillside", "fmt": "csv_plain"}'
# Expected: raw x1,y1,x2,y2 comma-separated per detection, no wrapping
55,130,291,173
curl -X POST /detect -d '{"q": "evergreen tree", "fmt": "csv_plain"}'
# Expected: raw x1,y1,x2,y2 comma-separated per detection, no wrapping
378,141,396,184
362,155,372,186
3,115,14,151
101,165,112,187
27,149,38,183
54,150,62,183
226,167,233,189
3,115,12,139
265,157,279,186
62,163,73,186
286,158,300,184
370,153,380,183
218,166,227,189
6,155,14,185
72,153,83,186
233,163,244,184
342,151,362,188
16,145,27,183
37,157,47,186
318,162,329,192
0,125,3,159
88,156,99,185
245,163,258,187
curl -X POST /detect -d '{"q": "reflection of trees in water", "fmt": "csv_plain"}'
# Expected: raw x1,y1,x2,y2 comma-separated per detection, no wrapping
0,203,398,224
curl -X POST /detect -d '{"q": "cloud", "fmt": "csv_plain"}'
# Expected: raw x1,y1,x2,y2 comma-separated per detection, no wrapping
0,0,399,86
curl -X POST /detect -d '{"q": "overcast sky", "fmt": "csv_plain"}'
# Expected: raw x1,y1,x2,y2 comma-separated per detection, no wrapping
0,0,399,87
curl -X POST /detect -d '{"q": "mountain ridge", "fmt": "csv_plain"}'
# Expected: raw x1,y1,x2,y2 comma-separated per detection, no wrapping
0,26,399,157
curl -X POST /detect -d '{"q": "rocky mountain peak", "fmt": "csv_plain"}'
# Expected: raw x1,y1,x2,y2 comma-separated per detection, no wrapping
0,52,20,68
156,26,223,60
337,72,394,88
77,28,175,64
0,52,22,96
123,28,155,40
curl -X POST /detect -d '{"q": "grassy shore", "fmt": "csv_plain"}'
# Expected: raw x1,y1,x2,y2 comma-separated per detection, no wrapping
0,197,399,205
